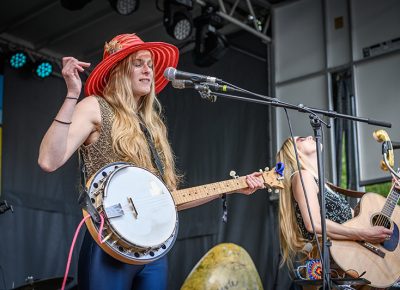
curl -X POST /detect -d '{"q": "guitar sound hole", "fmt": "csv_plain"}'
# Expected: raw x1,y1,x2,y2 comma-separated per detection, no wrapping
371,213,391,229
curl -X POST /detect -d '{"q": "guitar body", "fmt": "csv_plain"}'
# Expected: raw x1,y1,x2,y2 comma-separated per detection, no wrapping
330,193,400,288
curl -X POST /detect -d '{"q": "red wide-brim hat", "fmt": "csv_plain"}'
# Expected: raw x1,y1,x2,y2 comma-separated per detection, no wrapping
84,33,179,97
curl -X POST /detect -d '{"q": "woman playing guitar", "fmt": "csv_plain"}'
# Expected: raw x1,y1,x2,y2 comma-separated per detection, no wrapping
276,136,399,289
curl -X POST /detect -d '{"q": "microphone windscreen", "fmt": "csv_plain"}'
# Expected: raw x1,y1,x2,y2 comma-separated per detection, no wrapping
164,67,176,81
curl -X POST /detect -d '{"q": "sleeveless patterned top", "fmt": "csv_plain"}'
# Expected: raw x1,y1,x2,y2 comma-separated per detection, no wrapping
79,96,122,179
294,176,353,241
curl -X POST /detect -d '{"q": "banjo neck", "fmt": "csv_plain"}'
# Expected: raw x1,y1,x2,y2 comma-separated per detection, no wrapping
172,168,284,207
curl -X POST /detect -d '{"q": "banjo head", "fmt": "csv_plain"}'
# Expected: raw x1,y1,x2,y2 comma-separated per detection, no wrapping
86,162,178,264
103,165,177,247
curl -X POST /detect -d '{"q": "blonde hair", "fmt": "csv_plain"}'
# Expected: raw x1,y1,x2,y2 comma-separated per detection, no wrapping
102,52,179,190
276,137,317,268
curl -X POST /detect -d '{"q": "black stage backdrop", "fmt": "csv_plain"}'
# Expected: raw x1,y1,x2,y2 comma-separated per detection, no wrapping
0,39,293,289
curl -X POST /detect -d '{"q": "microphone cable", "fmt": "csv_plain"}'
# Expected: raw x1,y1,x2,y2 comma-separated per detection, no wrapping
202,79,327,276
283,108,324,273
60,213,105,290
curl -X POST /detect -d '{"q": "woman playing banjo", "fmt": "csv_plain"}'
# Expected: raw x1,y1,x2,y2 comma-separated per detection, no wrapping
38,33,265,290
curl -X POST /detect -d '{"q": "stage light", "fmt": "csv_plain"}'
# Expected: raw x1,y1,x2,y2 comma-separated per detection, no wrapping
109,0,139,15
164,0,193,41
193,6,228,67
34,60,53,79
9,51,28,69
60,0,92,10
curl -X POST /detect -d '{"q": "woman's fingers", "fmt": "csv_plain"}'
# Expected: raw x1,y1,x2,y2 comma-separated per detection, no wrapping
77,61,91,67
245,173,265,191
62,57,90,75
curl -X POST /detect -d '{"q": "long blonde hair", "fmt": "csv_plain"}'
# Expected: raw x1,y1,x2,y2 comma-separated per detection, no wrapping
276,137,317,268
102,53,179,190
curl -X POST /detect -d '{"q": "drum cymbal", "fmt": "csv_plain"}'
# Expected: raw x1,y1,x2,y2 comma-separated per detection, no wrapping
11,276,73,290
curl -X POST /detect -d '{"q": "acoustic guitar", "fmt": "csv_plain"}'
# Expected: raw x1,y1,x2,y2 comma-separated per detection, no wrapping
330,185,400,288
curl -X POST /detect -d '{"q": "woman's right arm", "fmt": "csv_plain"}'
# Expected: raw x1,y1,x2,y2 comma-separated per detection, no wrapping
38,57,96,172
292,170,392,243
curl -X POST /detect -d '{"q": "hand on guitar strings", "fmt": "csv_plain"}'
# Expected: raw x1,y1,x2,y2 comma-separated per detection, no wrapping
358,226,393,243
241,172,266,195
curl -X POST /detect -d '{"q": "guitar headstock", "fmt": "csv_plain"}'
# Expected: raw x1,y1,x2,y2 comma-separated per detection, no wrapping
261,163,285,191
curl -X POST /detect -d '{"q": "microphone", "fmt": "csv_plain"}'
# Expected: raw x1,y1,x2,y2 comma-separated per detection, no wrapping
171,79,241,94
164,67,222,83
171,80,197,90
171,80,218,102
373,129,394,170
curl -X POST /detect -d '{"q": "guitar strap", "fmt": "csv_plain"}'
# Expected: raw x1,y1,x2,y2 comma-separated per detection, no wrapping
325,182,365,199
139,120,165,181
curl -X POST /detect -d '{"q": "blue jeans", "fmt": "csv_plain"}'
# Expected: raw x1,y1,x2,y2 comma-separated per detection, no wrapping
78,231,168,290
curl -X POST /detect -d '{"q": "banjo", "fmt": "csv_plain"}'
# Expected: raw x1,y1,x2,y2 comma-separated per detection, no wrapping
83,162,284,264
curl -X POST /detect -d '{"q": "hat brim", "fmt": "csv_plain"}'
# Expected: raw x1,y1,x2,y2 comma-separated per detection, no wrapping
84,42,179,96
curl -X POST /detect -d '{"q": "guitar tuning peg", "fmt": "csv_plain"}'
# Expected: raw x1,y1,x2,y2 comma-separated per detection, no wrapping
229,170,239,179
268,188,272,193
259,169,263,173
274,189,279,194
264,167,269,171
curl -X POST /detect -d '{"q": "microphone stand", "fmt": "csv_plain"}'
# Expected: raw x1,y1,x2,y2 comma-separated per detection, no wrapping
192,84,391,290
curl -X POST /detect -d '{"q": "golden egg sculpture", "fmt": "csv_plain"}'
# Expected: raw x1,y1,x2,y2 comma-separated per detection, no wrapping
181,243,264,290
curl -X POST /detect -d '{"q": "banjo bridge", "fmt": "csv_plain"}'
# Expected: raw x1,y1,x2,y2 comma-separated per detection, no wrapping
128,197,139,218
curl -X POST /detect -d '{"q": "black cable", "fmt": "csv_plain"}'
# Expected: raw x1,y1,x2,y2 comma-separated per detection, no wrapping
217,80,329,128
319,118,332,285
155,0,164,12
283,109,323,267
0,264,7,290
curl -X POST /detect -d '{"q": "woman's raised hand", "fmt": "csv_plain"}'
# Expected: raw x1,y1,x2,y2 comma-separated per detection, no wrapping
61,57,91,97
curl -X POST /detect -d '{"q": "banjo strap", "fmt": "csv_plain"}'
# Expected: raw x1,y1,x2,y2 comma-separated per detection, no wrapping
139,120,165,181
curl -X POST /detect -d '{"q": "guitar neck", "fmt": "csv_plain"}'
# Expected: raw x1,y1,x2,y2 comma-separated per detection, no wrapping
172,176,248,206
382,186,400,217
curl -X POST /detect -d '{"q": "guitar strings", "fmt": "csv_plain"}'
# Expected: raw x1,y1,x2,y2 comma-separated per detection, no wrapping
374,185,396,228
